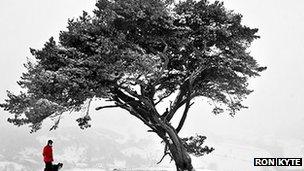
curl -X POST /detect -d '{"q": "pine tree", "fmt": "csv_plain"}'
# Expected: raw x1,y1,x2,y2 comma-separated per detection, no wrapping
1,0,266,170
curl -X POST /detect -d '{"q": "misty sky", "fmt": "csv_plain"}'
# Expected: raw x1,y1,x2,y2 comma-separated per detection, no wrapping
0,0,304,146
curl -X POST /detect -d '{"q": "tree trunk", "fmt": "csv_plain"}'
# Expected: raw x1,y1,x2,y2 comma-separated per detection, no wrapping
158,121,194,171
126,101,195,171
168,137,194,171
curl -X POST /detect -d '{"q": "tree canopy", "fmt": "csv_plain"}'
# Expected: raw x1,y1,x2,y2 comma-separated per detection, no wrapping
1,0,265,170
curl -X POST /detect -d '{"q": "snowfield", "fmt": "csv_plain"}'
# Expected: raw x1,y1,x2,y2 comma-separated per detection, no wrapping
65,169,214,171
0,161,26,171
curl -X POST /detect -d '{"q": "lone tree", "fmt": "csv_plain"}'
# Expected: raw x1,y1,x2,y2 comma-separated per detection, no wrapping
1,0,265,170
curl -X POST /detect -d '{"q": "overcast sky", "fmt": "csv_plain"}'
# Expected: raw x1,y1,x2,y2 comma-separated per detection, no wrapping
0,0,304,145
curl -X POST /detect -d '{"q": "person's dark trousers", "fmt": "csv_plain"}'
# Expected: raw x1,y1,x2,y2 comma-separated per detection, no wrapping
44,162,52,171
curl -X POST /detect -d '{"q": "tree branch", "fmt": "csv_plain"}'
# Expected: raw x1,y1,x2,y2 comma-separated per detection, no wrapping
165,61,207,122
157,152,169,164
119,85,159,115
176,101,194,133
175,79,193,133
154,91,174,106
95,105,120,110
111,87,160,132
153,41,169,86
85,98,93,116
114,97,158,132
172,63,206,131
164,82,188,121
49,111,64,131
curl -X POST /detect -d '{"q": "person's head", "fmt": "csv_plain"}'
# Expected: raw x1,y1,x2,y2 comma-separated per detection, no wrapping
47,140,53,146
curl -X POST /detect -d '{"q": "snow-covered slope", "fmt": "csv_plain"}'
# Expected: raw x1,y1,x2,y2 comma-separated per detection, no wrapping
0,126,303,171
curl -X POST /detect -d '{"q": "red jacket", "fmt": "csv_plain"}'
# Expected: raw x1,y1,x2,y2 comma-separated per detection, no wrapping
43,145,53,163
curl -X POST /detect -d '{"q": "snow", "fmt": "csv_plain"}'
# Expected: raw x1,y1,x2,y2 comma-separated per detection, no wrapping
0,161,26,171
65,169,106,171
64,167,214,171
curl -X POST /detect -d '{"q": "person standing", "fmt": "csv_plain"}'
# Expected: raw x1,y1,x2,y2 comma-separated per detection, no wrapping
43,140,54,171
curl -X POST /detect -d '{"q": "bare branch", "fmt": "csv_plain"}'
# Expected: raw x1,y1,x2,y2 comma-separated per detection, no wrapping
85,98,93,116
126,106,158,132
95,105,120,110
176,101,194,133
164,83,188,121
157,144,171,164
154,91,174,106
157,152,170,164
119,86,141,99
190,102,195,106
115,100,156,131
119,85,159,115
49,111,64,131
111,87,159,131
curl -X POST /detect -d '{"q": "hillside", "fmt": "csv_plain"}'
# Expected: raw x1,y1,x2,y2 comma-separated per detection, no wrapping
0,127,166,171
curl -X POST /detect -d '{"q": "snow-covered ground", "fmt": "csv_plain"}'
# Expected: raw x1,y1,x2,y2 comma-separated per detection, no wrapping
0,161,26,171
65,168,214,171
0,126,303,171
65,169,106,171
